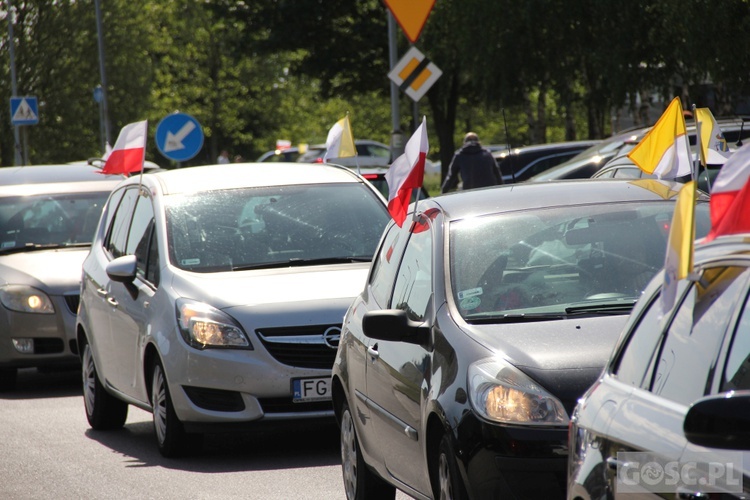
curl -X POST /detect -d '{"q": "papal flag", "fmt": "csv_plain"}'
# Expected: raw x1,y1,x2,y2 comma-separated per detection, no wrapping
661,180,696,314
323,115,356,162
628,97,692,180
695,107,732,167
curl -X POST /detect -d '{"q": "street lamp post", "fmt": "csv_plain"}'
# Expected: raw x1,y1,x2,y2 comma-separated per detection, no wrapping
94,0,111,147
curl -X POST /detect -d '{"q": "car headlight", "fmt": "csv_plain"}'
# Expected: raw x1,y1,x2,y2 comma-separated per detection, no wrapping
176,299,252,349
0,285,55,314
468,358,568,426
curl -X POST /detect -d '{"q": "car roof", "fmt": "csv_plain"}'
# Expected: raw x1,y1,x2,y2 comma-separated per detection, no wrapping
0,163,127,184
492,140,602,160
421,178,709,221
136,162,367,195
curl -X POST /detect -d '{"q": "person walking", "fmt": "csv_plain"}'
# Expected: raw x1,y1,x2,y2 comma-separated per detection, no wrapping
441,132,502,193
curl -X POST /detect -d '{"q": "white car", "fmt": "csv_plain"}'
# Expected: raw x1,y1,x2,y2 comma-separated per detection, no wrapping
76,163,391,456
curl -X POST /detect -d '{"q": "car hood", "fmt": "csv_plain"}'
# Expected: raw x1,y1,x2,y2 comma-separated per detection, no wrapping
170,263,370,310
463,315,628,414
0,248,89,293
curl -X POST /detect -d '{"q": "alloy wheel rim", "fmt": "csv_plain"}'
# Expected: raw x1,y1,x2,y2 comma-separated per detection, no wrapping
151,365,168,445
340,409,357,499
82,345,96,416
438,452,452,500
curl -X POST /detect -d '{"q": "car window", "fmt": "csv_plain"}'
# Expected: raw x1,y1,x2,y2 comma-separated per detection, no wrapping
165,183,389,272
126,192,157,284
719,278,750,392
612,289,678,387
358,144,390,160
448,202,710,321
105,187,139,259
650,266,749,405
390,217,433,321
369,222,407,307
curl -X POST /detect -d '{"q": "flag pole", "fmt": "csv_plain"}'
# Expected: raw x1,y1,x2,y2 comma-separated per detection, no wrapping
683,99,695,182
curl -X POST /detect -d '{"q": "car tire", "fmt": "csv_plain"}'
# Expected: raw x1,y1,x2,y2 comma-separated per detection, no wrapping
340,401,395,500
82,342,128,429
0,367,17,392
434,434,468,500
150,359,200,458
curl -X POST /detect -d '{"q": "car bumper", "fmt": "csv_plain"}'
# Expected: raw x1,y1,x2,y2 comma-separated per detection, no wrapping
0,297,79,368
156,332,335,427
456,415,568,499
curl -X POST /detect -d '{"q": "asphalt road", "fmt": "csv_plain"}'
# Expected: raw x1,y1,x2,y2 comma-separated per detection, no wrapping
0,368,413,500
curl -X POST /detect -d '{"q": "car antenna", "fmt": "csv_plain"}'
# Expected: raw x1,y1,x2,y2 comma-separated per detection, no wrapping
737,115,746,148
502,108,516,184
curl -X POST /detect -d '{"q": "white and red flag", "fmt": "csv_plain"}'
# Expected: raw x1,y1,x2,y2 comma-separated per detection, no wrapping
101,120,148,175
385,116,428,227
705,142,750,241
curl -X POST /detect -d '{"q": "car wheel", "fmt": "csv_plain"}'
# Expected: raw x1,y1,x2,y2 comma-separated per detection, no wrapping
340,401,395,500
82,342,128,429
150,359,200,457
0,367,17,392
435,434,468,500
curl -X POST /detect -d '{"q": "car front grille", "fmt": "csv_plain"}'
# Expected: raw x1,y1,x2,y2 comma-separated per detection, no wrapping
63,294,80,314
258,397,333,414
33,338,65,354
255,324,340,369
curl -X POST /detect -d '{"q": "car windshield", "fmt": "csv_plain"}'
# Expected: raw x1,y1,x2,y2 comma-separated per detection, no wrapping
165,183,390,272
0,192,109,253
449,200,711,322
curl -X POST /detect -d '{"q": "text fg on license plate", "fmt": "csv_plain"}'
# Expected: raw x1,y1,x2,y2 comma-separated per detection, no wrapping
293,377,331,403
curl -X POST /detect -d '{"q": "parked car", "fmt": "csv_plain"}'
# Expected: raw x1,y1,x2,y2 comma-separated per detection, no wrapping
297,140,392,167
492,140,601,183
331,178,712,499
529,116,750,182
76,163,391,457
256,146,303,163
0,164,123,391
568,234,750,499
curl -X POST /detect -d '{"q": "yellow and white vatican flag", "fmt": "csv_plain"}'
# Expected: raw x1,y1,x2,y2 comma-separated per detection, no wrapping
695,107,732,167
661,180,696,315
323,115,356,162
628,97,692,180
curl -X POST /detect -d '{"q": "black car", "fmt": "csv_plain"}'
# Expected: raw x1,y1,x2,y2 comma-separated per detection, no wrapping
492,140,601,183
568,235,750,499
331,179,712,499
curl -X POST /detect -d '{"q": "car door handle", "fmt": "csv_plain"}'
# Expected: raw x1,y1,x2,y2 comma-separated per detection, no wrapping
677,487,709,500
367,344,379,360
106,297,118,307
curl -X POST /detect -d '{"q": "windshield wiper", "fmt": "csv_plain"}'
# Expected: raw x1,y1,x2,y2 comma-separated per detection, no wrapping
231,256,370,271
467,313,566,324
564,300,636,315
0,242,91,255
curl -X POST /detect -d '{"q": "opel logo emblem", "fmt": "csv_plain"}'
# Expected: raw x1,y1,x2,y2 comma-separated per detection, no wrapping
323,326,341,349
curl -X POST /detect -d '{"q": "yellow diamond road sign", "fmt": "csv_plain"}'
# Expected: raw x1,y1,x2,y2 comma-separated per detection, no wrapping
388,46,442,102
384,0,435,44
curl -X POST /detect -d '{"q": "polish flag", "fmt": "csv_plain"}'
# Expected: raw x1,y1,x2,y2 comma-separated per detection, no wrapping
101,120,148,175
385,117,428,227
705,142,750,241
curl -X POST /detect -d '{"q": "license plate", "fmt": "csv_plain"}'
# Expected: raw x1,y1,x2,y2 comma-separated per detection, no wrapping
292,377,331,403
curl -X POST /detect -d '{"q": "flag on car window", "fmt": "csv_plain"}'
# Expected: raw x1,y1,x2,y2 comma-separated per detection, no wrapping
705,142,750,241
101,120,148,175
661,180,696,314
695,107,731,167
323,115,356,162
628,97,692,180
385,116,428,227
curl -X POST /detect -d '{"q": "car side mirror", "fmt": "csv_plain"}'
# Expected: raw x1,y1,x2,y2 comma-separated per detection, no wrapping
362,309,429,345
106,255,137,284
684,392,750,450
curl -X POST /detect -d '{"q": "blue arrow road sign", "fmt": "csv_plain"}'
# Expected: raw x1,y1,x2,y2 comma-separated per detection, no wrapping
10,96,39,125
155,113,204,162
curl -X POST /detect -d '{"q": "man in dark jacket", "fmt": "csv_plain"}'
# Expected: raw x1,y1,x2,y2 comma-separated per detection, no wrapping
441,132,502,193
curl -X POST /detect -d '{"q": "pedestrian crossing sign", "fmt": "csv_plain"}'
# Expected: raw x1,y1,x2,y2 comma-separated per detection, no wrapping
10,96,39,126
